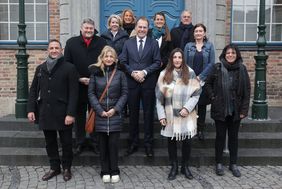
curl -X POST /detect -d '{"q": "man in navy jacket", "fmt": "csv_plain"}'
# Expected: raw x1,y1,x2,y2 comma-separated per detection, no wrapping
119,16,161,157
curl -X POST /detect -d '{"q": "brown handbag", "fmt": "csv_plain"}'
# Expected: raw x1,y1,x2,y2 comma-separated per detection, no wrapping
85,68,117,133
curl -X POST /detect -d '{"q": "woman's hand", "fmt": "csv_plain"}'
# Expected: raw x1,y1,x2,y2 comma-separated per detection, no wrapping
159,118,167,126
101,111,108,117
27,112,36,122
106,108,116,118
179,108,189,117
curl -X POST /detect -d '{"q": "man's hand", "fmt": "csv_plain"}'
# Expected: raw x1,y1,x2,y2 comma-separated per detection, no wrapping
79,77,90,85
131,71,145,83
65,115,75,125
27,112,36,122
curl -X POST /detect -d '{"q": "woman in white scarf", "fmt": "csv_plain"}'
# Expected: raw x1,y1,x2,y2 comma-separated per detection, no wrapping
155,48,201,180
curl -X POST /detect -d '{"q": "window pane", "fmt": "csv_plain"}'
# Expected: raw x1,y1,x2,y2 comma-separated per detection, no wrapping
233,24,244,41
273,0,282,5
10,5,19,22
10,23,18,40
26,23,34,40
25,5,34,22
246,0,258,5
36,23,47,40
36,0,47,3
266,0,272,5
272,5,282,22
233,6,244,23
0,23,8,40
0,5,8,22
246,6,258,23
36,5,47,22
265,6,271,23
233,0,244,5
0,0,8,3
266,24,270,41
26,0,34,3
271,24,282,41
10,0,19,3
246,24,258,41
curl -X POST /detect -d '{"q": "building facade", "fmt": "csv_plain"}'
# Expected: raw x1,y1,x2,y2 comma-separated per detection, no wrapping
0,0,281,116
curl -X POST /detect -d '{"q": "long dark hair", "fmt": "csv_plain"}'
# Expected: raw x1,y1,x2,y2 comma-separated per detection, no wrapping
219,44,242,62
153,12,171,41
163,48,189,85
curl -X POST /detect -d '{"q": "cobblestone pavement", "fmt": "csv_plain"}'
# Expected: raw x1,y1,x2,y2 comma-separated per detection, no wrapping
0,165,282,189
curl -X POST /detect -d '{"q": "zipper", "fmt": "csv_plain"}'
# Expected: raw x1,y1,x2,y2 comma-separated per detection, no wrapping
106,68,110,136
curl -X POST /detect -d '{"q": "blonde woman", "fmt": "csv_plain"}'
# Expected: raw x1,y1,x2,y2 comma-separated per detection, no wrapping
88,46,128,183
120,9,136,37
101,14,129,55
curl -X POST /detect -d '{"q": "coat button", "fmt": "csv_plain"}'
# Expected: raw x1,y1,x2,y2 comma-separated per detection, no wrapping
48,90,51,93
49,77,51,80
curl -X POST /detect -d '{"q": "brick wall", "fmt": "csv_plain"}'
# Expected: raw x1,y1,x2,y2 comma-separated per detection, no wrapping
225,0,282,106
0,0,60,116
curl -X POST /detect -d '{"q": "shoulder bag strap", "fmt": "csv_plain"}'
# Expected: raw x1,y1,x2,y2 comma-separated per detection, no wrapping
98,67,117,102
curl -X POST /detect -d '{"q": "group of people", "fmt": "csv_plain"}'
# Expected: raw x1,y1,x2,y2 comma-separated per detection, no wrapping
27,8,251,183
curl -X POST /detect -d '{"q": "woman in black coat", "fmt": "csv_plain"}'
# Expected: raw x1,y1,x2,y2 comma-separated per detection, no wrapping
88,46,128,183
148,12,172,71
101,14,129,55
205,44,251,178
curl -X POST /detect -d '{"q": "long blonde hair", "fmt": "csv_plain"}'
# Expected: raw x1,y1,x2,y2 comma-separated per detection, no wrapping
89,46,118,74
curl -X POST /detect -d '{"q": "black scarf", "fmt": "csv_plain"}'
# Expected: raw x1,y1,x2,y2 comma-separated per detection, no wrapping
123,23,135,36
220,58,247,117
179,22,193,50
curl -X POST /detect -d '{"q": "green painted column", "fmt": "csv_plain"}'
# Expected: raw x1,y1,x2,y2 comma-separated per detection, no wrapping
15,0,29,118
252,0,268,120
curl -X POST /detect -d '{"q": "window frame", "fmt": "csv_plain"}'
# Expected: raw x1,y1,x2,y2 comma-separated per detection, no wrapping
0,0,49,46
231,0,282,47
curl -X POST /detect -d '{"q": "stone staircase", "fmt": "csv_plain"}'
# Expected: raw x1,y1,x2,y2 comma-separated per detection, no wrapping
0,107,282,166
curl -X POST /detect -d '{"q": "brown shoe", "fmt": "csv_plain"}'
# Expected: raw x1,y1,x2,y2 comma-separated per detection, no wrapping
63,169,72,181
42,169,61,181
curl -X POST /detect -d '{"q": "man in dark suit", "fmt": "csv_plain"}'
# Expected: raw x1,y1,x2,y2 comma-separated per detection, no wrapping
64,18,107,155
27,39,79,181
119,16,161,157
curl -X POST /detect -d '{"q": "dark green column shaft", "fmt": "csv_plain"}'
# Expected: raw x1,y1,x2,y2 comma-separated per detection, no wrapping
252,0,268,120
15,0,29,118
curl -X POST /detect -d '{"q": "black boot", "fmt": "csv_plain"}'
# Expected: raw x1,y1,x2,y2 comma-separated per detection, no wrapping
181,165,193,180
168,162,178,180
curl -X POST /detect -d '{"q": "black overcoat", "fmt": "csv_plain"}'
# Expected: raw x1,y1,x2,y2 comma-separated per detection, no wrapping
88,65,128,133
27,57,79,130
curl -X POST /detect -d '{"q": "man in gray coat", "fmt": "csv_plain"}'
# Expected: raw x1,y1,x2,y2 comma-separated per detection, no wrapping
27,39,79,181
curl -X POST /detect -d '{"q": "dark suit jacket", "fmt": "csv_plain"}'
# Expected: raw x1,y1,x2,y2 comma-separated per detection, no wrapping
119,36,161,89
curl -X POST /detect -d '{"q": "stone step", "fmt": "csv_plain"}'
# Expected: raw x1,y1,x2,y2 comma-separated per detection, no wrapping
1,130,282,148
0,147,281,166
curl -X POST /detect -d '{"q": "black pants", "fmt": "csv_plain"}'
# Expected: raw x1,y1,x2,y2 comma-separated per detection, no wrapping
98,132,120,176
215,116,241,165
197,104,207,132
43,129,73,170
167,137,192,166
75,101,98,147
128,87,155,148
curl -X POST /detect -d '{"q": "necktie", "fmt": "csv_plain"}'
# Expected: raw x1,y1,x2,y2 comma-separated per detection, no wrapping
138,39,143,57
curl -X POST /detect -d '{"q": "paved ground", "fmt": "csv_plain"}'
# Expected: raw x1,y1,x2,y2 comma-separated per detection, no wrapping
0,165,282,189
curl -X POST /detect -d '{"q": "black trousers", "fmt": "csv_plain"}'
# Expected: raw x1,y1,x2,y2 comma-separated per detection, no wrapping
43,129,73,170
128,86,155,148
167,137,192,166
98,132,120,176
75,101,98,147
215,116,241,165
197,104,207,132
